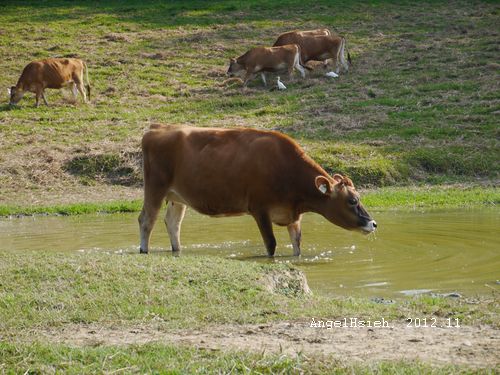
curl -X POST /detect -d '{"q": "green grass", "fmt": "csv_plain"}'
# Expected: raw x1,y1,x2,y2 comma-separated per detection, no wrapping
0,0,499,207
0,186,497,216
0,252,496,333
0,200,143,217
0,251,497,372
0,341,485,374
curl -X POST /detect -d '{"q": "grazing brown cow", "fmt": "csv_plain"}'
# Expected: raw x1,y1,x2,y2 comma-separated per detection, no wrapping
227,44,306,87
138,124,376,256
9,58,90,107
274,31,350,73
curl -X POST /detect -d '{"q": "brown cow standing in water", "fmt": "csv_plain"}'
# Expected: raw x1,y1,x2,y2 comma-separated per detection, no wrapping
9,58,90,107
139,124,376,256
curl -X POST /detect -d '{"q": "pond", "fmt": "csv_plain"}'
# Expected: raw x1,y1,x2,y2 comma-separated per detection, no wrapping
1,208,498,297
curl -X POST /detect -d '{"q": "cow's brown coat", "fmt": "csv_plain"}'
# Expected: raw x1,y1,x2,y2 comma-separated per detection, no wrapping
138,124,376,256
274,30,349,73
227,44,305,87
9,58,90,107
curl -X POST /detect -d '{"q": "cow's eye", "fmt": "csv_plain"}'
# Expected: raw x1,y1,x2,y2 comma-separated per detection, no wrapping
348,197,358,206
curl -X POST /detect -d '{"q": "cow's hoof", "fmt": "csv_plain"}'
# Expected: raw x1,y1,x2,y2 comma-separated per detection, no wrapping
139,249,148,254
172,250,180,257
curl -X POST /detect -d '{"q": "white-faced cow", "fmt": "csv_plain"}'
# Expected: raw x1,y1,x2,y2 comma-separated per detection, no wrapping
227,44,306,87
274,30,351,73
138,124,376,257
9,58,90,107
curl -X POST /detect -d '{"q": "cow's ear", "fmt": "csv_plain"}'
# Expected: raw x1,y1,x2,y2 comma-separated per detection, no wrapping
230,58,236,63
332,174,343,183
315,175,332,195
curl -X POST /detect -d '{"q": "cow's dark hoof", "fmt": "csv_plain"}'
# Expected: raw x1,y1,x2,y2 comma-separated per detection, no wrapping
139,249,148,254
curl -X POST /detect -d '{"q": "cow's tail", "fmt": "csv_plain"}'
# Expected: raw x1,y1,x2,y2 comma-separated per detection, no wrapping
343,37,353,67
83,61,91,100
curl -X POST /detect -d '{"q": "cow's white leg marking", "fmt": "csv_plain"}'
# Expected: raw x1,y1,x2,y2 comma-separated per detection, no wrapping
296,63,306,78
260,72,267,86
287,220,302,256
292,51,305,78
164,201,187,253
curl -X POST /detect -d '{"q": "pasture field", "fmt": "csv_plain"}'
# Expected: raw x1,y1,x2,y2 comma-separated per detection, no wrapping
0,0,499,211
0,0,499,372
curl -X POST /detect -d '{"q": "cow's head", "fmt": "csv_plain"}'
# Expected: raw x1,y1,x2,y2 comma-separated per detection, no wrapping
227,58,244,77
8,86,24,105
315,174,376,234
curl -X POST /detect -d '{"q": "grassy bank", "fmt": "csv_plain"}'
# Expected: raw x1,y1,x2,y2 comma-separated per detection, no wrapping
0,252,497,372
0,0,499,207
0,185,498,217
0,341,479,374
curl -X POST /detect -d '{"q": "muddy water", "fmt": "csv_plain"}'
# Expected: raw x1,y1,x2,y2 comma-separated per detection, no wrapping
1,208,498,297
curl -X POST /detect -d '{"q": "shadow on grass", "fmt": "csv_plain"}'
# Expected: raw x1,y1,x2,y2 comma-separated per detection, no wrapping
2,0,361,28
0,104,18,112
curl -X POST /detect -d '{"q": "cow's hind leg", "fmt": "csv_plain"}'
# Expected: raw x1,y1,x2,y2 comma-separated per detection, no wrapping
164,201,187,254
75,81,88,103
287,220,302,256
253,212,277,257
138,188,166,254
295,63,306,79
41,91,49,106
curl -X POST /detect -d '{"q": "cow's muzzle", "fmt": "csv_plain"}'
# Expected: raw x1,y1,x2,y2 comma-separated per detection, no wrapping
361,220,377,234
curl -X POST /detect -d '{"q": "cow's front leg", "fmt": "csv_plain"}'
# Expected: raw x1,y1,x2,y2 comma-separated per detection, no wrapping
253,212,276,257
164,201,187,254
243,71,255,87
287,220,302,256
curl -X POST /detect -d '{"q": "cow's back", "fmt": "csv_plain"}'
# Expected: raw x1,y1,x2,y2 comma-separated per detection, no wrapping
143,126,323,215
17,58,83,89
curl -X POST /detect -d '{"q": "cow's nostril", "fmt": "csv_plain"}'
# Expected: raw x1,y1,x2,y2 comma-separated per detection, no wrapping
372,221,377,228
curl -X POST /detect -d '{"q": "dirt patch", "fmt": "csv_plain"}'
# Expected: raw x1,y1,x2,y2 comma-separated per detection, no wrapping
40,321,499,367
